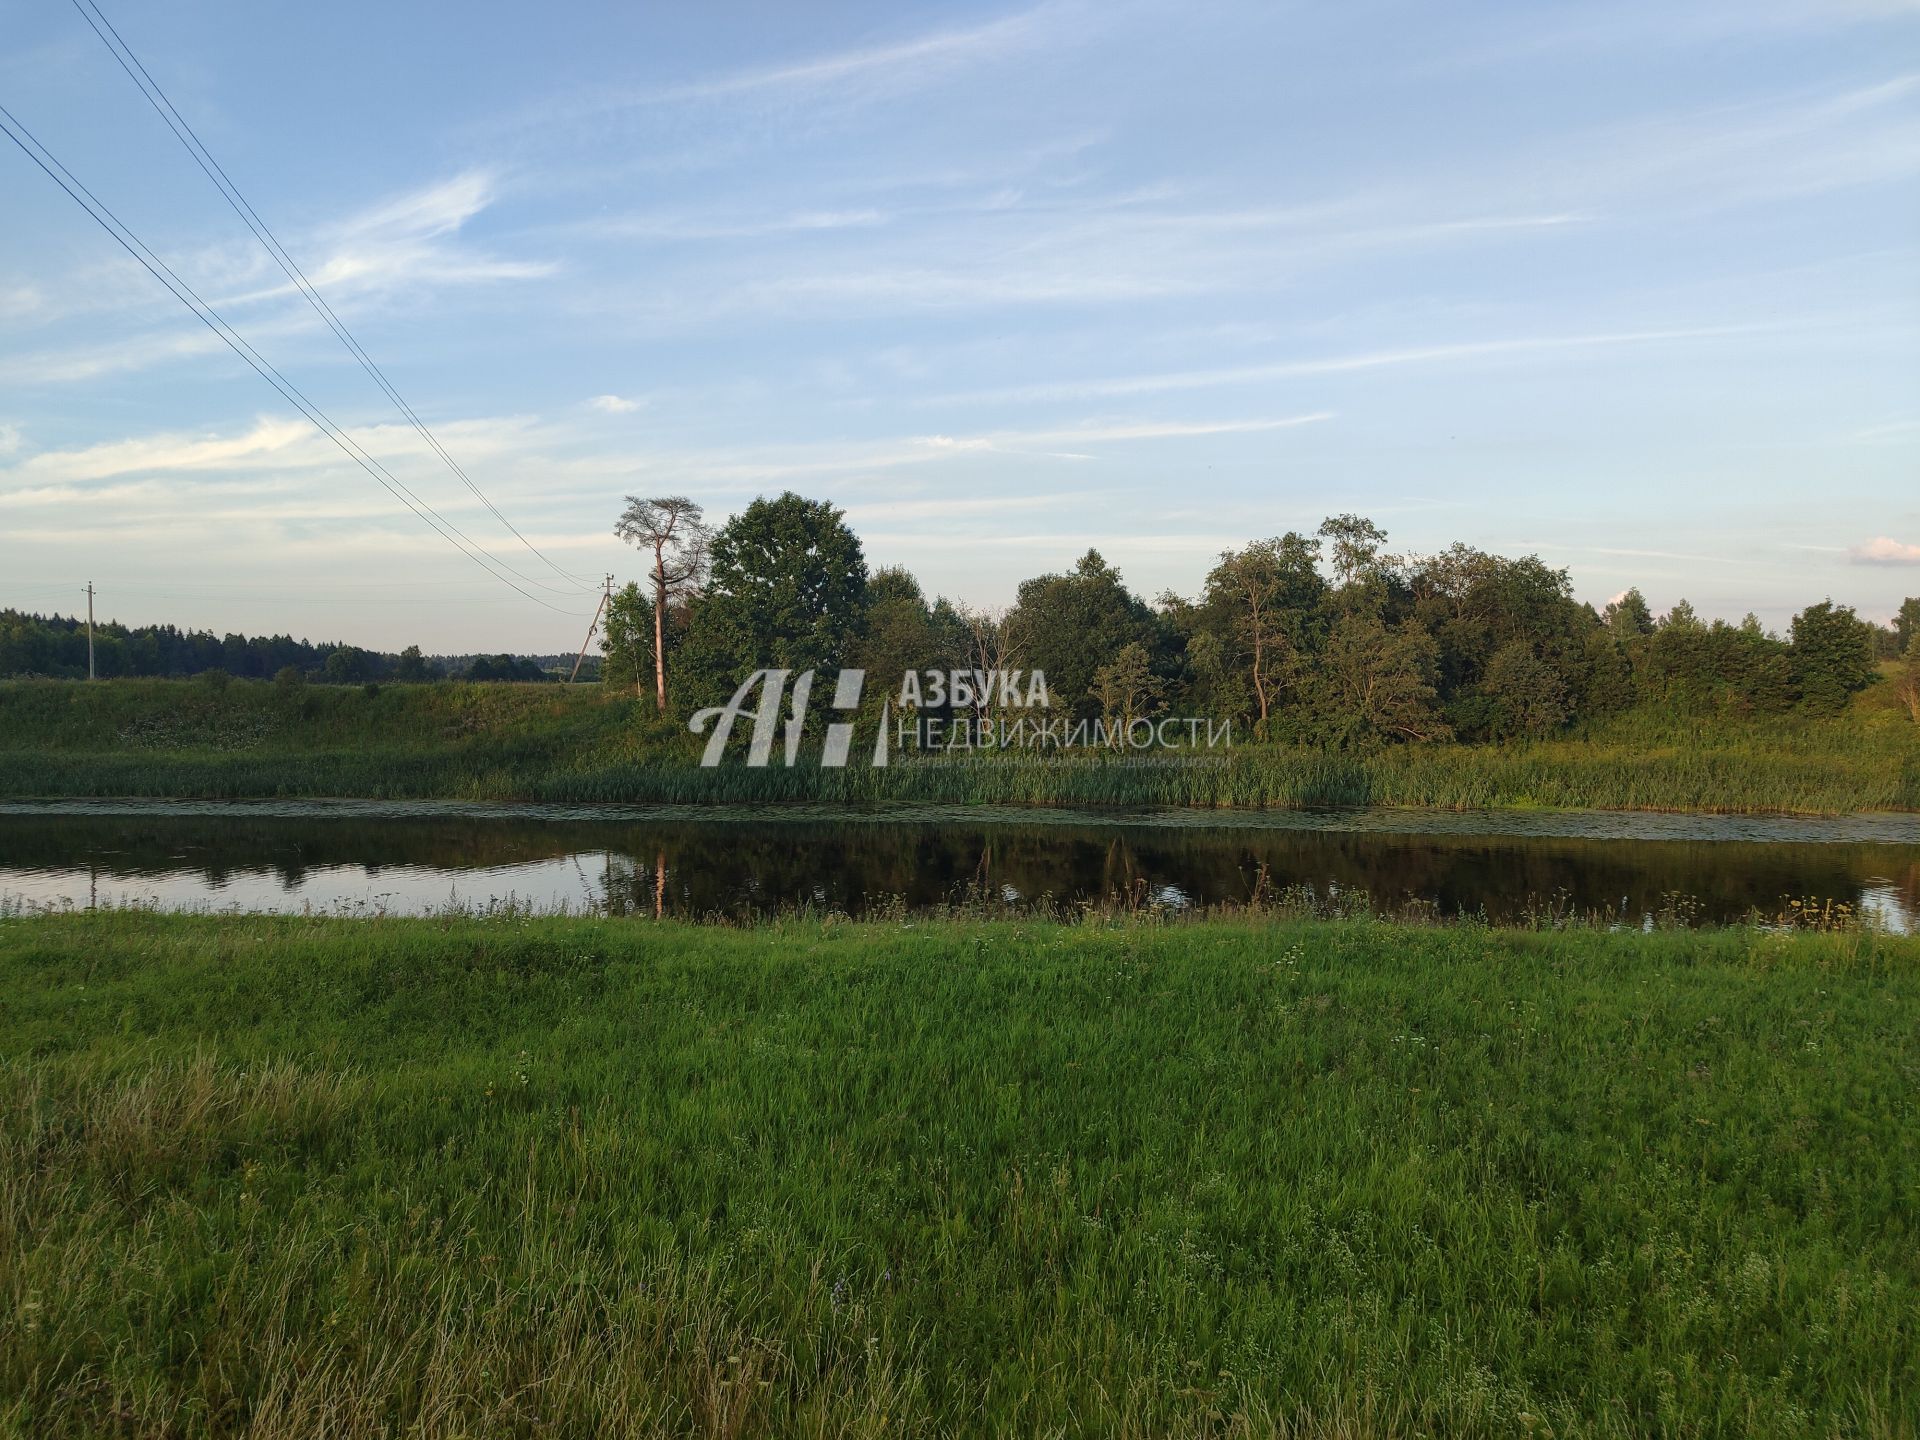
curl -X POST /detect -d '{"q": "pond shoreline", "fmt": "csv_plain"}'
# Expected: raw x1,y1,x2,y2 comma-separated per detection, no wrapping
4,794,1919,844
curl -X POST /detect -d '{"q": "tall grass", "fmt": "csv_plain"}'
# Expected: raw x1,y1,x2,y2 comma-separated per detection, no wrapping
1,911,1915,1436
2,677,1915,813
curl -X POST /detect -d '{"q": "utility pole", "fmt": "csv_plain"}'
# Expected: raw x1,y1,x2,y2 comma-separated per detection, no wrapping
85,582,96,681
569,574,614,682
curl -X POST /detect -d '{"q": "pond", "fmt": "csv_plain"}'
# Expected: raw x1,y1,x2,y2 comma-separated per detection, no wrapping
2,799,1915,928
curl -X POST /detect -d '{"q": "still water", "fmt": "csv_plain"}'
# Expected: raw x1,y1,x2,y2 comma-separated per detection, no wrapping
1,800,1915,928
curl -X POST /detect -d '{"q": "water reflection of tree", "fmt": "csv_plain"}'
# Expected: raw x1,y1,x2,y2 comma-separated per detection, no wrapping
5,812,1915,929
1883,857,1920,927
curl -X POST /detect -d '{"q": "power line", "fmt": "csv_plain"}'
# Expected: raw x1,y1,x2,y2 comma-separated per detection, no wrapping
0,105,588,618
68,0,595,592
0,104,582,616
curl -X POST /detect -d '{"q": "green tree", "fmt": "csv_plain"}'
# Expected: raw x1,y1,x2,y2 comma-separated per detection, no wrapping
1199,534,1324,732
1478,641,1568,738
600,583,655,697
1790,600,1877,712
856,568,944,713
1894,596,1920,653
1010,550,1159,722
1641,616,1793,716
1662,600,1702,632
1317,514,1388,587
1603,588,1655,642
1310,613,1450,746
466,654,548,682
395,645,430,682
323,646,368,683
1404,546,1591,734
1897,631,1920,724
614,496,710,712
1089,641,1163,736
685,492,870,697
1577,628,1637,716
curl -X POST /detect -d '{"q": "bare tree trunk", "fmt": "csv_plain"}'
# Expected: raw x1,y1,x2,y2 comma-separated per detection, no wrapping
1238,577,1272,731
616,498,708,712
1251,629,1269,725
652,549,669,712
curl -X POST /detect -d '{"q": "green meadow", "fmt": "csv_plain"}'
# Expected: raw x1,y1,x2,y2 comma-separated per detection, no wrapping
1,912,1914,1437
1,675,1916,813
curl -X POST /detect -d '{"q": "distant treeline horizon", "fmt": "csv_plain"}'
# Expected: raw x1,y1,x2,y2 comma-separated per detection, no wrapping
0,609,588,684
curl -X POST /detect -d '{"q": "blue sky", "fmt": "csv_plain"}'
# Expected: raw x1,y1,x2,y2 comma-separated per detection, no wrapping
2,0,1917,651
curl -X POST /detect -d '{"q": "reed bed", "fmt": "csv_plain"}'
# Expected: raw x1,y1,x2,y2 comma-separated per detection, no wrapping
1,677,1914,813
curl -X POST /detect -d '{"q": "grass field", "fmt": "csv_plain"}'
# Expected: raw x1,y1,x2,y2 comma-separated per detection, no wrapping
0,676,1916,813
1,912,1914,1436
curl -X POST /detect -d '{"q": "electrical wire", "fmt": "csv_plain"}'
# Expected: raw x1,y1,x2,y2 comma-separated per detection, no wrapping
68,0,596,592
0,105,588,618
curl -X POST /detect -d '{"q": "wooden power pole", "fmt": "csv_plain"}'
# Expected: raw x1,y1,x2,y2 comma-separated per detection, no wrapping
569,575,614,682
85,581,95,681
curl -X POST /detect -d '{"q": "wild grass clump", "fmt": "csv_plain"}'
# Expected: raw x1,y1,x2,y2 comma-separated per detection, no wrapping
0,911,1915,1436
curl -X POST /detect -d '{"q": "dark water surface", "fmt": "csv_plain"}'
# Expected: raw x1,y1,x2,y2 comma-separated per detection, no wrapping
0,799,1914,928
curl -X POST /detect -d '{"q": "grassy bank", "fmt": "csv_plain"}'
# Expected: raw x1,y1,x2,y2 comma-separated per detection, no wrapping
1,677,1916,813
1,912,1915,1436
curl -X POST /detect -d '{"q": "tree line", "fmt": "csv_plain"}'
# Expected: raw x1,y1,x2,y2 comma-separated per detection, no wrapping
0,611,566,685
8,491,1916,739
606,492,1920,741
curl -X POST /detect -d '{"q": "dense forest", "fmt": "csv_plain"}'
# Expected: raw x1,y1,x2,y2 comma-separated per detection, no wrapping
0,612,575,685
9,494,1920,745
602,494,1920,743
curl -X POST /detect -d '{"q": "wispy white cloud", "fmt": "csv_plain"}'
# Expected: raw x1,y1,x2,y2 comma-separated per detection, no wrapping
923,414,1331,446
842,491,1099,524
1849,536,1920,565
506,1,1060,137
533,70,1913,341
1548,73,1920,215
575,208,890,242
660,6,1050,104
922,324,1783,406
1571,545,1738,566
0,473,393,520
220,170,555,305
0,317,273,386
2,413,549,487
1431,0,1920,74
581,196,1591,330
860,529,1250,558
9,416,315,484
4,171,554,385
587,394,641,414
637,412,1331,485
1851,419,1920,443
